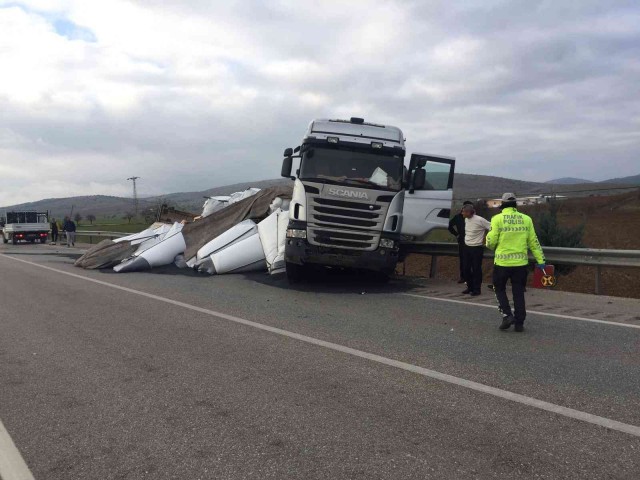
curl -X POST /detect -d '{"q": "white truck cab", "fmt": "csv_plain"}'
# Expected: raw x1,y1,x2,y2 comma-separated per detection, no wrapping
281,117,454,282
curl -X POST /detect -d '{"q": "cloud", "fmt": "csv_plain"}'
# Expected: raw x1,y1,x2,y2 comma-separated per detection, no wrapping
0,0,639,207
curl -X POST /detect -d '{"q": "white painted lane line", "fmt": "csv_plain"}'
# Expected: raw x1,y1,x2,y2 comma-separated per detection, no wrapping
401,292,640,330
0,418,35,480
3,253,640,439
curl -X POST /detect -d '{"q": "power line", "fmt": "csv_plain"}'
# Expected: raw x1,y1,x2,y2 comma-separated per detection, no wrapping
127,176,141,216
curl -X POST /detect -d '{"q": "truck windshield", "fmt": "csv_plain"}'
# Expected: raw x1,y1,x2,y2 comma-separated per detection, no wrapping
299,147,403,191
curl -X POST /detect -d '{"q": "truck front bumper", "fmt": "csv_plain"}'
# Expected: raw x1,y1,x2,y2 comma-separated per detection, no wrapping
285,238,399,274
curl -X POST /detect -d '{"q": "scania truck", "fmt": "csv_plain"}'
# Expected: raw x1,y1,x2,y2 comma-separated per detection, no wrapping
280,117,455,283
1,211,51,244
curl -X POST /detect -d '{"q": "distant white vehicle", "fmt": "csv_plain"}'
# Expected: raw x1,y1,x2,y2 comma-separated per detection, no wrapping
1,210,51,245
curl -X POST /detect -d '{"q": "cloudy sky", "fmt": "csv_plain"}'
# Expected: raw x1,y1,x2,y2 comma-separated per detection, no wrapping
1,0,639,205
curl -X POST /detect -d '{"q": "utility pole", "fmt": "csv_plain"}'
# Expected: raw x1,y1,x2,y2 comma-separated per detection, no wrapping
127,176,141,217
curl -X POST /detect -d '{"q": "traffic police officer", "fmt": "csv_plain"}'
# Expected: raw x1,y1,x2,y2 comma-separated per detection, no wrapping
485,193,546,332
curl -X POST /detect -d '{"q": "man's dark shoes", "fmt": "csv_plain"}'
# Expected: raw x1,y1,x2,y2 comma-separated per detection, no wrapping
470,291,481,296
462,288,471,294
499,315,514,330
514,324,524,332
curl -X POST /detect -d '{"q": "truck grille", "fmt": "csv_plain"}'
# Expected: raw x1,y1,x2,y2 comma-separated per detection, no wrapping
307,190,391,251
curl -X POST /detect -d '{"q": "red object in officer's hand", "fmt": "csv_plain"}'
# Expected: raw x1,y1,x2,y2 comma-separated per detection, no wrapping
532,265,556,289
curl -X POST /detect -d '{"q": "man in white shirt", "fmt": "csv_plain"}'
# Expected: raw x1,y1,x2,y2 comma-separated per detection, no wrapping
461,204,491,296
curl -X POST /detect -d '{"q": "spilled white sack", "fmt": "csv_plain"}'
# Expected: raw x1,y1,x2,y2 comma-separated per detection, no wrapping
210,232,266,274
201,196,231,218
195,220,257,262
257,208,289,274
114,222,186,273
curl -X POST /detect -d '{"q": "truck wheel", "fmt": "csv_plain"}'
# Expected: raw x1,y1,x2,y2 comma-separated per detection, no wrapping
376,273,391,283
2,234,7,244
373,269,393,283
11,235,16,245
285,261,305,284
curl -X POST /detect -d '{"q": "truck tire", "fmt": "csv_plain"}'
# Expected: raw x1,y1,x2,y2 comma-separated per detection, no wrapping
11,235,16,245
375,272,391,283
285,261,305,284
2,234,7,244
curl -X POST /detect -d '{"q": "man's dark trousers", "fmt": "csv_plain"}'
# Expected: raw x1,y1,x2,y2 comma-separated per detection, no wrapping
457,237,465,279
492,265,528,325
463,245,484,293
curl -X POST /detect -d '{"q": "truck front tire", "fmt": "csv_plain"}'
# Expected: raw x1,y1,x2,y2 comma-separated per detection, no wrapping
2,234,7,244
285,261,305,284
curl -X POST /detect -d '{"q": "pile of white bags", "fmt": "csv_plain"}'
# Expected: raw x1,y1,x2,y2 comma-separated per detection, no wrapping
190,208,289,276
112,191,291,277
200,188,263,218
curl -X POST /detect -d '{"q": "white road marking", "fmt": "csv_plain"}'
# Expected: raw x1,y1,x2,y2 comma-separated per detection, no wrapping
3,253,640,439
401,292,640,330
0,418,35,480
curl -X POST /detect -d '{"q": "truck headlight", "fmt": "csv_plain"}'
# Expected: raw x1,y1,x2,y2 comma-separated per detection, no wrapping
379,238,395,249
287,229,307,239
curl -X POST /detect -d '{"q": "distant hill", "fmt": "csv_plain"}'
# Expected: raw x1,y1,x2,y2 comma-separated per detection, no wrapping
0,179,292,220
545,177,593,185
2,173,636,220
0,195,159,221
602,174,640,185
158,178,292,214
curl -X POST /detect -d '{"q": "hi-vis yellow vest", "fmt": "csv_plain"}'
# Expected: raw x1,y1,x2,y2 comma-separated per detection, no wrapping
486,207,545,267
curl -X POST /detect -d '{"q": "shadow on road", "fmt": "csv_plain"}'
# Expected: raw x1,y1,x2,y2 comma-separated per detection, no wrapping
1,246,428,294
244,268,422,295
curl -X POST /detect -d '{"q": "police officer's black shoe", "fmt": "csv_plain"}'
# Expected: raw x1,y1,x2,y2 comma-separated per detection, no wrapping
514,324,524,332
499,315,514,330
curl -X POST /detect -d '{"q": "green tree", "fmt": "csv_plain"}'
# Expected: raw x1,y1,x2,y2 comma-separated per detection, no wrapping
123,212,134,224
87,214,96,225
74,212,82,225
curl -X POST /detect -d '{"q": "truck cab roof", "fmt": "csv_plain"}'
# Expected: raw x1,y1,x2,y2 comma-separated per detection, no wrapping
305,118,405,151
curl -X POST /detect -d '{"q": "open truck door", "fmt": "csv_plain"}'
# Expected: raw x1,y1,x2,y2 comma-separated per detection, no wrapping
401,153,455,245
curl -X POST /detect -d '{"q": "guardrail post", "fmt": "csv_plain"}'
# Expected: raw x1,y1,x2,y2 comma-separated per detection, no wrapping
595,265,602,295
430,255,438,279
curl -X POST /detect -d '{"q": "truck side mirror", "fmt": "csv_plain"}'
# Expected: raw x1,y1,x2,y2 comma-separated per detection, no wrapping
411,169,426,192
283,148,293,157
281,156,293,178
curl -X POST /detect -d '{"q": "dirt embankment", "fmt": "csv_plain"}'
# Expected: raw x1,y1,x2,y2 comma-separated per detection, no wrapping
401,190,640,299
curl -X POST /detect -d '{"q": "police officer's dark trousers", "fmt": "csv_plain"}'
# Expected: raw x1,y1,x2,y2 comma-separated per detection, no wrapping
492,265,528,325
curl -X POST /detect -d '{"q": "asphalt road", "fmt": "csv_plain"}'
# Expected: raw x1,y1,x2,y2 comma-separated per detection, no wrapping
1,244,640,479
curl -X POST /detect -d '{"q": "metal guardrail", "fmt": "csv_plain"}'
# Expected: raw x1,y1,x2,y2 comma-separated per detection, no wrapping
54,232,640,295
65,230,128,244
406,242,640,295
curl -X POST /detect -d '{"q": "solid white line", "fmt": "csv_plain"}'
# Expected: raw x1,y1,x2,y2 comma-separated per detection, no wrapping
0,418,35,480
3,253,640,438
401,293,640,330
